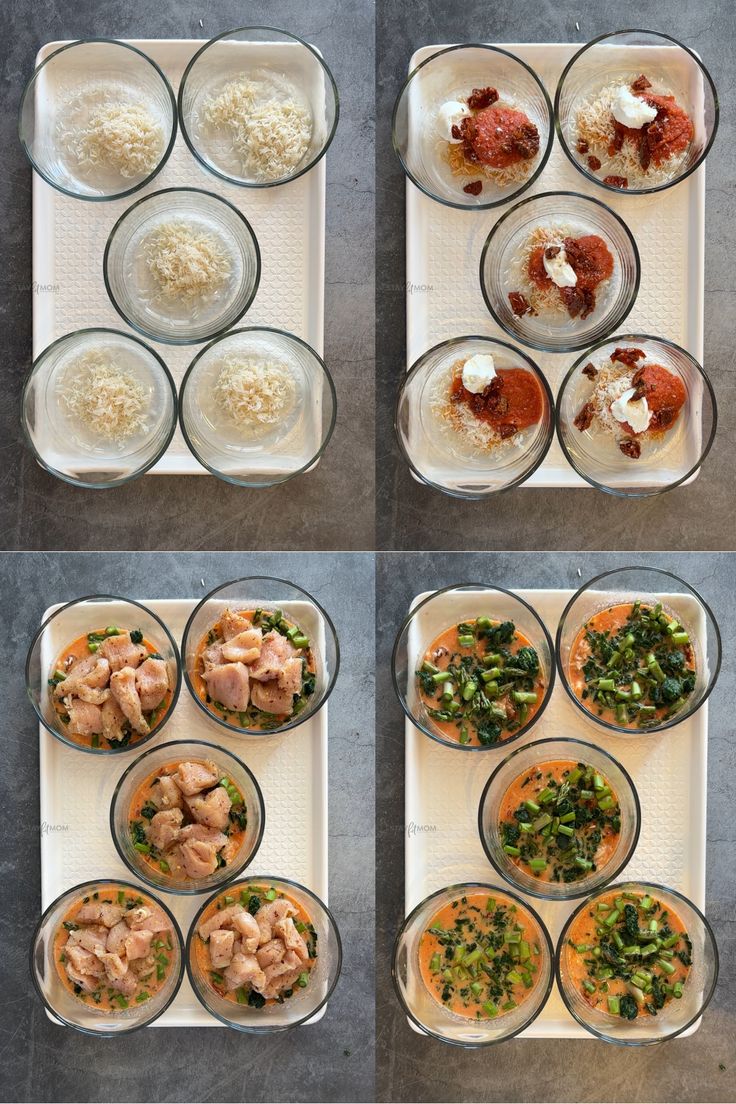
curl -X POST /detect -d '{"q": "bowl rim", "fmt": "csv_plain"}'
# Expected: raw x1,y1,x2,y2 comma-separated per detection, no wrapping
555,564,722,735
555,332,718,497
109,738,267,895
477,735,642,899
177,25,340,189
391,880,555,1047
185,873,343,1031
25,593,183,754
555,878,720,1044
391,581,557,752
20,326,178,489
29,877,185,1036
178,325,338,487
181,575,340,738
479,189,641,353
18,37,178,202
391,42,554,211
553,28,720,196
394,334,556,499
102,186,262,347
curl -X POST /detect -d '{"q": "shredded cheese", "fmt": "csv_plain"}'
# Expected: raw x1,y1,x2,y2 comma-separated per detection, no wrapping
203,73,312,180
214,354,297,435
143,221,231,303
61,97,164,179
59,350,148,443
515,225,577,316
580,360,637,436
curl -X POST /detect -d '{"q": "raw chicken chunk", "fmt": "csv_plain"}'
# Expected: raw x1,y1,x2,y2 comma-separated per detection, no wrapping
99,631,148,673
175,760,220,797
54,653,109,700
248,631,298,682
223,953,265,993
65,961,99,993
202,643,225,670
221,628,263,665
202,663,250,712
135,656,169,712
76,901,124,928
256,938,286,969
110,970,138,997
209,929,235,968
147,808,184,850
250,677,297,717
110,667,149,735
220,609,253,641
101,697,127,743
67,925,108,957
99,952,127,982
254,898,297,945
274,916,310,962
231,911,261,953
177,824,228,849
179,838,218,878
66,698,103,738
125,904,171,933
187,786,232,830
104,921,130,956
65,945,105,976
150,774,183,810
198,904,245,941
124,929,153,960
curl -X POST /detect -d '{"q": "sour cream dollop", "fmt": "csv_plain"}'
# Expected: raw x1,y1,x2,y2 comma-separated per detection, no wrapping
461,353,496,394
610,387,651,433
438,100,471,142
543,246,578,288
611,86,658,129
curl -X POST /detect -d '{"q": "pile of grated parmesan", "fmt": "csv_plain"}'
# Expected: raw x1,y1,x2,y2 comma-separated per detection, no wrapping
143,221,231,303
59,350,148,443
431,360,502,453
203,74,312,180
62,98,165,179
214,354,297,435
514,225,576,316
580,360,637,435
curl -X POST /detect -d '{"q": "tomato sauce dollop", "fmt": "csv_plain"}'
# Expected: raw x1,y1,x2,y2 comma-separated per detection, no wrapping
452,367,543,436
527,234,614,320
630,362,687,434
460,106,540,169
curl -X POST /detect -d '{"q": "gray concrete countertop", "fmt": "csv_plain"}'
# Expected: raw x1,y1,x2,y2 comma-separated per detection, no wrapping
1,0,375,551
1,552,375,1103
376,0,736,551
376,551,735,1103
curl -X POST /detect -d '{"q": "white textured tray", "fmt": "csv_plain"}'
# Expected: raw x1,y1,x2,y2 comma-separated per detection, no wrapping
406,43,705,488
32,39,326,476
39,598,328,1027
404,588,707,1038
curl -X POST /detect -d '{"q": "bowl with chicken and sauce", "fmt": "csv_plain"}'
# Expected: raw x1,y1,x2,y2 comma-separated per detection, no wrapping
187,876,342,1031
556,566,720,736
110,740,265,895
182,577,339,738
30,879,184,1036
26,596,181,754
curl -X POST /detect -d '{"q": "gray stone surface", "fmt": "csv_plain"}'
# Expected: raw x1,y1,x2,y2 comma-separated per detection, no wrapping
1,0,375,551
376,0,736,550
375,551,735,1103
1,552,375,1103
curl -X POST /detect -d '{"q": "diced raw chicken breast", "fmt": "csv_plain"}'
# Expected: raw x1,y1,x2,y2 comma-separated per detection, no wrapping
147,808,184,850
99,631,148,673
175,760,220,797
99,952,127,982
250,677,297,717
110,667,149,735
256,938,286,969
65,961,99,993
125,904,171,933
274,916,310,962
187,786,231,830
255,951,303,998
202,663,250,713
209,929,235,968
162,845,187,879
150,773,183,810
203,643,225,670
65,945,105,976
231,910,261,953
54,653,110,700
101,697,127,743
77,901,124,928
135,657,170,712
223,953,266,993
179,838,218,878
124,929,153,960
198,904,245,941
104,921,130,956
221,628,263,665
177,824,228,850
220,609,253,641
248,631,298,682
110,970,138,997
66,699,103,738
278,656,303,695
67,925,108,957
255,898,297,945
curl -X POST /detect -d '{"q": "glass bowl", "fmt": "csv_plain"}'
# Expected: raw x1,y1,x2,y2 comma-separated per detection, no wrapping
555,30,719,196
187,875,342,1031
478,737,641,900
110,739,266,895
178,26,339,188
556,334,717,497
480,191,640,353
392,44,553,210
21,328,177,489
182,577,339,738
30,879,184,1036
19,39,177,201
395,336,554,498
25,594,182,755
556,566,721,737
179,327,337,486
392,583,555,752
556,880,719,1044
103,187,261,346
392,882,554,1046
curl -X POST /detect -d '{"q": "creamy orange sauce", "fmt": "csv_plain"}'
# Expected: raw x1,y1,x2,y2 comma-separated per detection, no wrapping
419,891,543,1020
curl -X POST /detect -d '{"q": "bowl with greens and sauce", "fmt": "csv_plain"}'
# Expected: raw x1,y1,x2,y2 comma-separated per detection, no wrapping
392,584,554,751
556,567,720,736
557,881,718,1043
478,738,640,899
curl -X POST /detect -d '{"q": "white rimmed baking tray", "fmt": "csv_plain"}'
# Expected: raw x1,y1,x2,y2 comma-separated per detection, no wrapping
38,598,328,1026
404,588,707,1037
405,44,705,488
31,39,326,476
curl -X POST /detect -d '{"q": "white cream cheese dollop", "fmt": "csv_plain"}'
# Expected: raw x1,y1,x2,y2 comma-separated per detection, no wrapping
611,86,658,129
543,246,578,288
461,353,496,394
610,387,651,433
438,100,471,142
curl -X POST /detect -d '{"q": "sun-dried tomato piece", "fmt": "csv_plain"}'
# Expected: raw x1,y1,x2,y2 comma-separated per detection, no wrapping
619,438,641,459
463,180,483,196
451,124,462,140
639,127,652,171
508,291,535,317
560,285,596,320
581,362,598,380
511,121,540,160
574,402,595,431
631,74,652,93
467,86,499,110
609,122,627,155
611,347,646,367
587,155,602,171
498,423,518,439
649,406,678,431
604,175,629,189
577,138,590,154
544,245,561,260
